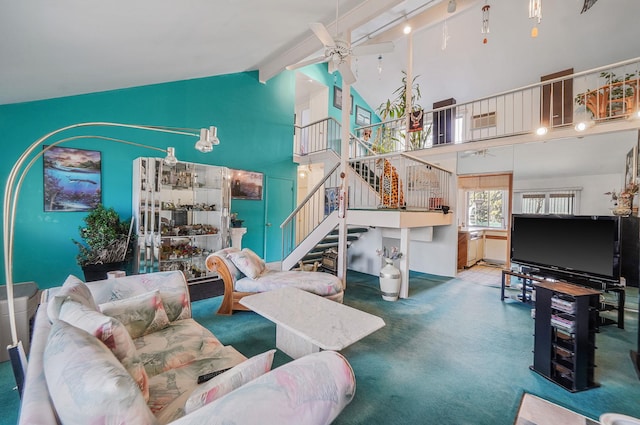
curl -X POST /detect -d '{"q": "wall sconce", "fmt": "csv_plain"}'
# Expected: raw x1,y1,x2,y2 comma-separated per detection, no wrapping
3,121,216,395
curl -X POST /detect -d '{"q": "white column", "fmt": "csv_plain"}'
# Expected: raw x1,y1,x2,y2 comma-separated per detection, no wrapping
399,227,410,298
337,30,352,290
230,227,247,249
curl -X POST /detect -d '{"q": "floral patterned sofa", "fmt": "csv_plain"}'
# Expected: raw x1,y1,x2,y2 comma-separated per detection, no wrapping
205,247,344,315
19,270,356,425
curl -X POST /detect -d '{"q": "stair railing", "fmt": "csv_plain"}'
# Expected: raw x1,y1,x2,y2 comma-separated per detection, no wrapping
281,161,342,260
348,152,452,211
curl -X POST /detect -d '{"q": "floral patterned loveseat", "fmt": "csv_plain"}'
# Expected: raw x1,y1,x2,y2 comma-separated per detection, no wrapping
19,270,356,425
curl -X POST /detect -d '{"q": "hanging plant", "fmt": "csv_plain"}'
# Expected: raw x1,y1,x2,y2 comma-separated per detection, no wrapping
374,71,431,153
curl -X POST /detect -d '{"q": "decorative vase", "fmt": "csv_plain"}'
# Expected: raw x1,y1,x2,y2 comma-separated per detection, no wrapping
379,258,401,301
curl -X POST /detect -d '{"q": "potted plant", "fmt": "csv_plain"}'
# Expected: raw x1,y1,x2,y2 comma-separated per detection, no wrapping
575,71,638,119
72,204,134,281
374,72,432,153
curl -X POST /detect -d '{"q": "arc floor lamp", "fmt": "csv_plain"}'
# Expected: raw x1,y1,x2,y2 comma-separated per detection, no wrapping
3,122,219,396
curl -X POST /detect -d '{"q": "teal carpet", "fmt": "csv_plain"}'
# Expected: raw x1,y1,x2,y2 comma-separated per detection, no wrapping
1,271,640,424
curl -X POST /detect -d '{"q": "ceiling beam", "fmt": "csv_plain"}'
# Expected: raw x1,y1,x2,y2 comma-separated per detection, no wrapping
257,0,404,83
364,0,479,45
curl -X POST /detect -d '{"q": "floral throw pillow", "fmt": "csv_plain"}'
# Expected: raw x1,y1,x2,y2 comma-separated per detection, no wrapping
43,320,158,425
59,300,150,401
227,248,266,279
47,274,98,322
184,349,276,414
99,290,170,339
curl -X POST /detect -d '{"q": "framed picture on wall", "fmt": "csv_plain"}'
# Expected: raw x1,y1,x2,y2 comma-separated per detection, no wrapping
231,169,264,200
355,105,371,126
625,146,636,189
333,86,342,109
350,95,354,115
43,146,101,212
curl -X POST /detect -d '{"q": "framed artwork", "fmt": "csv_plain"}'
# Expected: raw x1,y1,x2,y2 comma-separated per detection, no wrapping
625,146,636,189
43,146,101,212
333,86,342,109
324,187,339,215
334,86,354,113
231,169,263,200
355,105,371,126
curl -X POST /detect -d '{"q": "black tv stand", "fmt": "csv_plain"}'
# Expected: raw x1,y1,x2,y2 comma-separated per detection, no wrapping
501,268,625,329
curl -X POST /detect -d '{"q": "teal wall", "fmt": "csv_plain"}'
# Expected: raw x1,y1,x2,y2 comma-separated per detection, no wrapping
0,71,296,289
0,66,379,290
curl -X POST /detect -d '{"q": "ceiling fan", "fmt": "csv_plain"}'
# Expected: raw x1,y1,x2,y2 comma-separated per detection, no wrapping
286,3,394,85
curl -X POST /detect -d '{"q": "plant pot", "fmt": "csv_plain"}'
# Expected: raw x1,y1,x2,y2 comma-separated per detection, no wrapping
82,261,127,282
379,258,401,301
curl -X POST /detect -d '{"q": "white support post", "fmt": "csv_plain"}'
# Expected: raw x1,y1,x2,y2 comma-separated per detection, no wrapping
337,30,352,289
399,227,410,298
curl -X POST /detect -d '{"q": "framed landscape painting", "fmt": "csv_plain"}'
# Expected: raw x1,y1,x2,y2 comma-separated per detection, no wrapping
231,169,263,200
43,146,101,212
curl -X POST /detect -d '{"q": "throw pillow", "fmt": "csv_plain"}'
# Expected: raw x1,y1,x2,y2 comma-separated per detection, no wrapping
99,290,170,339
184,349,276,414
47,274,98,321
59,300,150,401
160,291,191,322
43,320,158,425
227,248,266,279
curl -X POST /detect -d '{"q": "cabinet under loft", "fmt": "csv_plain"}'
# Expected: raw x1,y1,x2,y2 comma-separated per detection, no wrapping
132,158,231,283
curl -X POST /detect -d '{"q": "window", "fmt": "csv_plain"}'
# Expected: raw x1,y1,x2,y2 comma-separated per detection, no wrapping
466,189,507,229
519,189,579,215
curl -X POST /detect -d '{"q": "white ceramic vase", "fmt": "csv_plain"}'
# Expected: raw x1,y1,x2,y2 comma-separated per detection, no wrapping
379,258,401,301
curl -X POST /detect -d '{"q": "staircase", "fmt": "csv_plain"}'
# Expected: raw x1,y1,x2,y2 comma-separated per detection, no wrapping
299,226,369,267
281,118,453,272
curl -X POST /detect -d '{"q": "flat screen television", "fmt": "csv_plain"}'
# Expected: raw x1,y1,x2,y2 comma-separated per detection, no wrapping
510,214,621,285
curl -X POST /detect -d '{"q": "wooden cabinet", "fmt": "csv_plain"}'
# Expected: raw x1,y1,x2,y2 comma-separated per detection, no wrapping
458,231,482,269
531,281,600,392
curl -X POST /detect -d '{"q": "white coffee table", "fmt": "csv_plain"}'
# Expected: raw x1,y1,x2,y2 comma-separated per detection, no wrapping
240,286,385,359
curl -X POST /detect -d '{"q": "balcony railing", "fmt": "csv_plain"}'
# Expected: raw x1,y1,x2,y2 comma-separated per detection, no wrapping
351,56,640,156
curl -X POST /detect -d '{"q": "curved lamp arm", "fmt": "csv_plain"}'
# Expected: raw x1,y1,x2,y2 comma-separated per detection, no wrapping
3,122,212,352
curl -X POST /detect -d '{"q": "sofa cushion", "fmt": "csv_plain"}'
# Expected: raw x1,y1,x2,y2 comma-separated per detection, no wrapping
234,269,344,297
47,274,98,321
43,320,158,425
100,290,170,339
59,300,150,401
133,318,226,378
146,346,247,424
184,349,276,414
227,248,266,279
87,270,191,321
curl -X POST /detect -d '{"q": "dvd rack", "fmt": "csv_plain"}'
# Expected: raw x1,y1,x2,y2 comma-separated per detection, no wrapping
531,281,600,392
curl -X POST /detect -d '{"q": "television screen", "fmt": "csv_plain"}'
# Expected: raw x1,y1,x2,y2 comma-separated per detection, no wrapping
510,215,620,283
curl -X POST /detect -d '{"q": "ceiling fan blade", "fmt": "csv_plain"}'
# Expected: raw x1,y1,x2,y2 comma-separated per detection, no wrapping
337,61,356,85
352,41,395,57
309,22,336,47
286,55,328,71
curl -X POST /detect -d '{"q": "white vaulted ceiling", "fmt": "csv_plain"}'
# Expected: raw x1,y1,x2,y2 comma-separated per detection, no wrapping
1,0,640,114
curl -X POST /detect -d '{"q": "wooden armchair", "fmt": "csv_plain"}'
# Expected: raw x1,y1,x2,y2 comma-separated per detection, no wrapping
205,248,344,315
205,254,253,315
